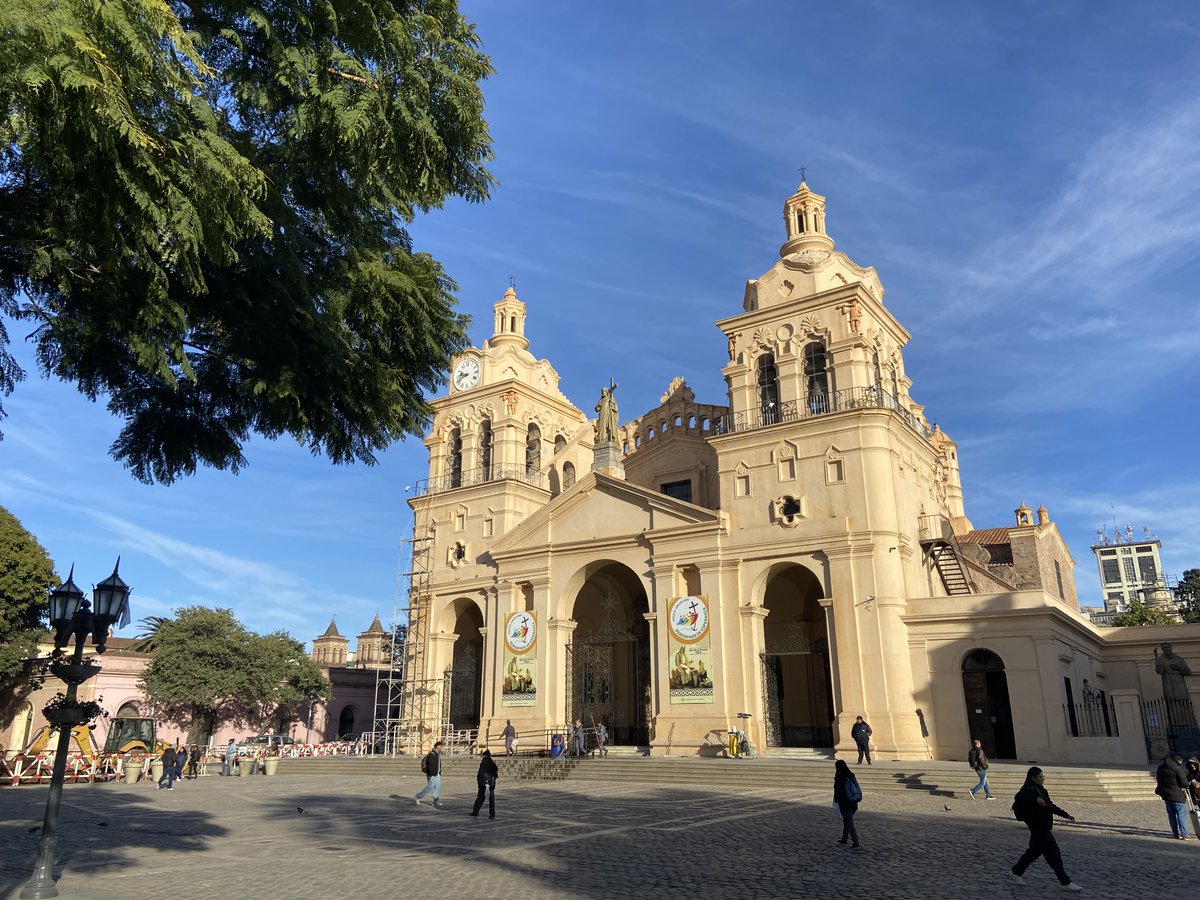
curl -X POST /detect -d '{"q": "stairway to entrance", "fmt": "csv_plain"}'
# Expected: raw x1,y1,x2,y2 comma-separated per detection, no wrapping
279,754,1156,803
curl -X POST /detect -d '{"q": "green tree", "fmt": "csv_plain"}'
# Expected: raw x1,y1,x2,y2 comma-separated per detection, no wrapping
0,505,56,689
1175,569,1200,624
0,1,493,483
1111,596,1176,627
140,606,330,742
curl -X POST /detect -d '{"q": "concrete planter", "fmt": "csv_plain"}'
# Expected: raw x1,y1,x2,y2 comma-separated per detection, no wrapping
124,760,144,784
263,757,279,776
149,759,163,782
238,758,255,777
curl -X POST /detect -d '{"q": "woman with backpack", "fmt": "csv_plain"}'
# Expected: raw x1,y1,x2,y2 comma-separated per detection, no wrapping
1008,767,1082,891
833,759,863,848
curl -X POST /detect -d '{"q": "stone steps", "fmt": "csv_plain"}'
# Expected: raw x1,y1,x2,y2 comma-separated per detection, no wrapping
278,754,1157,803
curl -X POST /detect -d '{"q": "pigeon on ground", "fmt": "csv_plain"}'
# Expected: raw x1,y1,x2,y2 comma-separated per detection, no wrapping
943,805,952,811
296,806,306,814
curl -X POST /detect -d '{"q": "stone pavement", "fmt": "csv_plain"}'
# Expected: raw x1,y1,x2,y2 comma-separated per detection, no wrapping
0,770,1196,899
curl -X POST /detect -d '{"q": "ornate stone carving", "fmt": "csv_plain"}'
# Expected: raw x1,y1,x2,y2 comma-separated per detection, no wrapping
799,315,823,337
790,248,832,270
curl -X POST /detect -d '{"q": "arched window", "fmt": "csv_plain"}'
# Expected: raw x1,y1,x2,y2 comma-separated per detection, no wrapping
510,315,517,332
116,702,140,717
338,706,356,739
526,423,541,474
554,434,567,455
563,462,576,488
757,353,780,425
448,426,463,488
480,418,493,480
803,342,829,413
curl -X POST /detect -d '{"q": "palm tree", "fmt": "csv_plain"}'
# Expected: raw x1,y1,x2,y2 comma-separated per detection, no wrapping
130,615,172,653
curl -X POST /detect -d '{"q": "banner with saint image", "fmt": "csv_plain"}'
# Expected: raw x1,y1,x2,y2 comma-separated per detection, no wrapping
667,595,714,704
502,610,537,707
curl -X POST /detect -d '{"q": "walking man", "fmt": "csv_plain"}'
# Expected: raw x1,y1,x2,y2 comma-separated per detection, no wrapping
851,716,872,765
1008,766,1082,891
469,749,499,819
415,740,445,809
157,744,178,791
174,744,188,783
573,719,586,757
1155,751,1195,840
595,721,608,758
222,739,236,776
967,739,994,800
502,719,518,757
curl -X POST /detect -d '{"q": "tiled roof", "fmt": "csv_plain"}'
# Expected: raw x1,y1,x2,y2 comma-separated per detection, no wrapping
959,528,1011,545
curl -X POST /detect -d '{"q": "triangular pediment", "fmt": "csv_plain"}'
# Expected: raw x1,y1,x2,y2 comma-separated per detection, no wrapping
490,472,724,557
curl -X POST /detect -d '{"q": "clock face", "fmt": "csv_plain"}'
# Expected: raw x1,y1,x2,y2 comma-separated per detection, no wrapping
452,358,480,391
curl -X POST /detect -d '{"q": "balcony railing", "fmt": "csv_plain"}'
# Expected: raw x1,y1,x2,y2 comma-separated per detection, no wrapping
413,464,546,498
715,386,930,439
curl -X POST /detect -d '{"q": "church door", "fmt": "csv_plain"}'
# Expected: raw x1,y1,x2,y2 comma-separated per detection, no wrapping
961,649,1017,759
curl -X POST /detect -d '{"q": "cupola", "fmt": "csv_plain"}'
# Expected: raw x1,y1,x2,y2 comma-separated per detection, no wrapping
490,285,529,350
779,181,835,258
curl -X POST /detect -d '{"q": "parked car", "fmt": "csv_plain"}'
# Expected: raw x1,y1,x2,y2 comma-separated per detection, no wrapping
237,734,299,755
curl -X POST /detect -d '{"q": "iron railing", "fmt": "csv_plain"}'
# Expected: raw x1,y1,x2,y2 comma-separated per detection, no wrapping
1062,699,1117,738
1141,697,1200,760
716,385,929,438
414,463,546,497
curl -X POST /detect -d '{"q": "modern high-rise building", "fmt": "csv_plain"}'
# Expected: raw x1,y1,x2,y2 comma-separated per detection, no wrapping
1090,524,1174,617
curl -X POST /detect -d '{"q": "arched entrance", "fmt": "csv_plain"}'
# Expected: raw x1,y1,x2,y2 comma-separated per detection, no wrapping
961,649,1016,759
447,601,483,730
567,564,651,746
761,565,834,748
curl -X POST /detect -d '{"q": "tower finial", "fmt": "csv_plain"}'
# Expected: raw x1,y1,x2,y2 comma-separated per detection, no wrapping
798,164,807,185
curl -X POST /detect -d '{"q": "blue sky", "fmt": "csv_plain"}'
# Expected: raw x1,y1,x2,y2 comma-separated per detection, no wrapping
3,1,1199,647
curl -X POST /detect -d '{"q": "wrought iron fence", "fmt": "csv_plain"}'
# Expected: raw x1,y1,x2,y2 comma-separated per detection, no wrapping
413,463,546,497
1141,697,1200,760
715,386,929,438
1062,699,1117,737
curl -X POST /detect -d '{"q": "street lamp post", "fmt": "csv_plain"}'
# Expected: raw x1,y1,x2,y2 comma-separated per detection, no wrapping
21,561,130,900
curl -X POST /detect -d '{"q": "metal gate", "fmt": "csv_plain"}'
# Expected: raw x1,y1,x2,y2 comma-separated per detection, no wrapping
565,635,648,745
761,654,783,746
447,640,481,728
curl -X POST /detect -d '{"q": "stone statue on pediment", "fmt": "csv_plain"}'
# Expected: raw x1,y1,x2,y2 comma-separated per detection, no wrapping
595,381,619,444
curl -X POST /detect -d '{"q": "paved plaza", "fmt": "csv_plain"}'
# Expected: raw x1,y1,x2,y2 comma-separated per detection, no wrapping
0,770,1196,899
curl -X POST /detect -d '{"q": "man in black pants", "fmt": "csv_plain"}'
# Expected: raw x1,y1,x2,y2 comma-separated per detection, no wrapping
850,716,872,765
469,750,499,819
1009,767,1082,892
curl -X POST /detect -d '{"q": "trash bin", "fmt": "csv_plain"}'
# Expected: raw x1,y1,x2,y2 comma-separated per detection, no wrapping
550,734,564,759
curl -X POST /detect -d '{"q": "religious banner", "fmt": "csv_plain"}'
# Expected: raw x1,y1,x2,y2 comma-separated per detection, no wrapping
667,595,714,704
502,610,537,707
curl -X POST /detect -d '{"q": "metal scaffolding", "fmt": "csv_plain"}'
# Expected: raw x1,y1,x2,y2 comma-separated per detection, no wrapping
369,503,448,756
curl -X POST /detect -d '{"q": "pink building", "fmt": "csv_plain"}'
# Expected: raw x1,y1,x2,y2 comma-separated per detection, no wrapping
1,618,390,755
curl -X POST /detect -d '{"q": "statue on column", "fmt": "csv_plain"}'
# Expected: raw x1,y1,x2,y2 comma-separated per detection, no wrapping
595,380,619,444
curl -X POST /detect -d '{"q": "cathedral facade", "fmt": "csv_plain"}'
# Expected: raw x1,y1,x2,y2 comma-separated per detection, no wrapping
404,183,1198,765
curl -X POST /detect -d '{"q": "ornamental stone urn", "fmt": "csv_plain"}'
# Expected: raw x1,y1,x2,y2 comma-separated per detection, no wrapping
149,758,163,783
263,756,279,776
238,757,255,778
124,758,144,784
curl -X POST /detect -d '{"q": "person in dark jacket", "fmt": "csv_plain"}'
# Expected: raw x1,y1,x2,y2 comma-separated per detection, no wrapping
157,745,178,791
833,759,862,848
469,749,499,819
967,739,994,800
186,745,201,779
850,716,872,765
1008,767,1081,891
414,741,445,808
1155,752,1195,840
1186,757,1200,807
174,745,188,782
